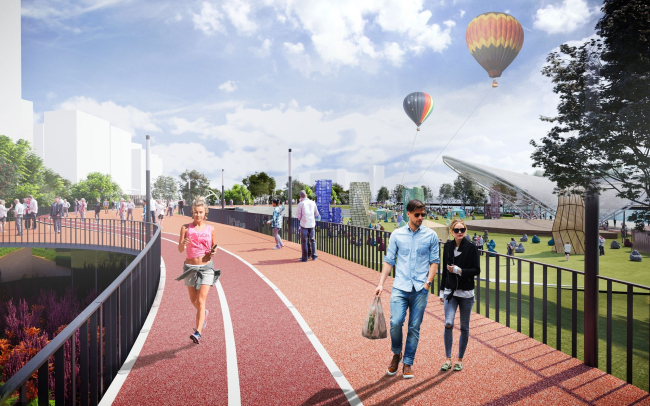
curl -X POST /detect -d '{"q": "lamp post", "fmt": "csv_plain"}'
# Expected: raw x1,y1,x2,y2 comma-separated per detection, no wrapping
222,169,225,209
288,148,292,242
145,135,151,240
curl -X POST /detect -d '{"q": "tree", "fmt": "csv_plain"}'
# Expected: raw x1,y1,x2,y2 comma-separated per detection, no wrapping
332,183,348,204
438,183,454,207
421,185,433,203
224,184,253,205
242,172,276,201
284,179,314,202
452,176,485,209
70,172,123,203
531,0,650,223
376,186,390,203
40,168,71,203
178,170,211,202
391,184,406,203
152,175,178,201
0,155,18,199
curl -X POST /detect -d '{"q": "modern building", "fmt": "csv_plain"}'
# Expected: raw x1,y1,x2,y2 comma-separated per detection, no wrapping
0,0,33,144
301,166,385,197
442,156,639,222
369,165,385,202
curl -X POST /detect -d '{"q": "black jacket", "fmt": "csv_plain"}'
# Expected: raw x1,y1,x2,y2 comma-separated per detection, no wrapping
50,202,64,218
441,237,481,297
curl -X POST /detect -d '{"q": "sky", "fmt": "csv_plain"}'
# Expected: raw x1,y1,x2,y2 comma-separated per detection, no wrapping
21,0,604,194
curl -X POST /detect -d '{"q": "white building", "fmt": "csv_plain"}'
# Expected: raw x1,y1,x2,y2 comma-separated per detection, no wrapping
369,165,385,202
0,0,33,143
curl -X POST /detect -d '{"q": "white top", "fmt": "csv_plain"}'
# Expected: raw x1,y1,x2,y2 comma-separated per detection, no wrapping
127,202,135,209
30,198,38,213
156,203,164,216
150,198,157,210
14,203,24,215
564,243,571,253
296,198,320,228
0,206,9,218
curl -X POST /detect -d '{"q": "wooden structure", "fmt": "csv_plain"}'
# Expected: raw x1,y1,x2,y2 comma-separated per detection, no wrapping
552,195,585,254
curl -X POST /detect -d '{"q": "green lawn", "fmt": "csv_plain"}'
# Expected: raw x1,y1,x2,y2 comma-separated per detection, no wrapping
0,247,21,258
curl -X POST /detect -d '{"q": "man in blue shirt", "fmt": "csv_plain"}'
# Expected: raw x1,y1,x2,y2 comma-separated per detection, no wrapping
375,199,439,379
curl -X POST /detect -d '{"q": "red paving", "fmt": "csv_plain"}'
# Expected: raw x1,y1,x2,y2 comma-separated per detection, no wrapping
103,211,650,405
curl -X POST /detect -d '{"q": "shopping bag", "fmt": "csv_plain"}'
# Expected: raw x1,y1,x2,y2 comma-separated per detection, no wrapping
362,296,387,339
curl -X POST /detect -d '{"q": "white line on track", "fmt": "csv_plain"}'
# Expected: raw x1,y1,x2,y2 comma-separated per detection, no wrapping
99,257,167,405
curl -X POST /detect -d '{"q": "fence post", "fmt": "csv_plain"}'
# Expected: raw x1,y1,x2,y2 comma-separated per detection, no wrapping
584,192,599,367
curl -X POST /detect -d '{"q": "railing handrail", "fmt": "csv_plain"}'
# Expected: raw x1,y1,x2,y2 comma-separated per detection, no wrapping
0,220,161,403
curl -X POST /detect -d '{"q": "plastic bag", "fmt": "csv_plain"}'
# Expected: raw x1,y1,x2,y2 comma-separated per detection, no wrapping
362,296,387,339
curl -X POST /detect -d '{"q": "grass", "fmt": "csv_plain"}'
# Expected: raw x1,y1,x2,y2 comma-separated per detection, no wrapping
31,248,57,262
0,247,21,258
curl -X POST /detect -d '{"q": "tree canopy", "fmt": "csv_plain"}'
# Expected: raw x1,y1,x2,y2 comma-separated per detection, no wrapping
452,176,486,209
70,172,123,203
178,170,211,202
421,185,433,203
438,183,454,207
152,175,178,201
376,186,390,203
391,184,406,203
242,172,276,201
224,184,253,205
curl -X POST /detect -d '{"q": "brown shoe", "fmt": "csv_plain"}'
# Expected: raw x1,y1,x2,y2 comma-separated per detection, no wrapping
387,353,402,376
403,364,414,379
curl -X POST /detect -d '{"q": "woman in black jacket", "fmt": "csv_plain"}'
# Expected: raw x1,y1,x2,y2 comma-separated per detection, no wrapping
439,219,481,372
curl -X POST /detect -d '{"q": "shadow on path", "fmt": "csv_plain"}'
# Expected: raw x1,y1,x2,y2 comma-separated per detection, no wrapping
132,343,195,369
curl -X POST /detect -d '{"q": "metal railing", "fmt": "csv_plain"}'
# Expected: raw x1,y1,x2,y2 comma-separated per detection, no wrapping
207,208,650,391
0,219,161,405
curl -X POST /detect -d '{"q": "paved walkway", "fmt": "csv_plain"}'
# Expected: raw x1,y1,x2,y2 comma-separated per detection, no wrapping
107,212,649,405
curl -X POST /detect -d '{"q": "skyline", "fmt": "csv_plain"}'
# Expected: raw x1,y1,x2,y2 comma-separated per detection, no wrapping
21,0,603,192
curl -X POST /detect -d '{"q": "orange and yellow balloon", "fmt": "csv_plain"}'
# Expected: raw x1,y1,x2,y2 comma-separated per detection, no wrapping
466,12,524,87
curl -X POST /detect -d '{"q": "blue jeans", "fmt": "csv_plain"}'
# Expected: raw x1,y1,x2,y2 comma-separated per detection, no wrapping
300,227,316,260
390,287,429,366
53,217,61,232
444,296,475,358
273,228,283,246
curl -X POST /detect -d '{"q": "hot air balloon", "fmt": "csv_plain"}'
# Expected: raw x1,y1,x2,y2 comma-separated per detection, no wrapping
403,92,433,130
466,12,524,87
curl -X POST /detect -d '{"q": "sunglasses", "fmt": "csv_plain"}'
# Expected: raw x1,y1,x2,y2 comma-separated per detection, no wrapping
453,227,467,233
412,213,426,218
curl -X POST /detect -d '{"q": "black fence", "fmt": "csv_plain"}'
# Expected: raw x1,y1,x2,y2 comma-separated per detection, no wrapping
0,219,161,405
207,208,650,392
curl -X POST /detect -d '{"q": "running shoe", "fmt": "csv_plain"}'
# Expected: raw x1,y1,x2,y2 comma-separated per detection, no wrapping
190,329,201,344
203,310,209,331
273,245,281,250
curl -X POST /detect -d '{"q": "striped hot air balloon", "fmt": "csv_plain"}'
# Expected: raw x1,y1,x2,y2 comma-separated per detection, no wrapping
403,92,433,130
466,12,524,86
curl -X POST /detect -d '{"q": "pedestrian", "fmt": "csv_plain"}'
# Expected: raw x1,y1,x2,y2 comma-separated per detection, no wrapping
74,198,80,218
266,198,285,249
13,199,24,236
375,199,440,379
296,190,320,262
126,199,135,221
142,200,147,221
439,218,480,372
23,196,31,229
0,200,12,234
118,198,126,221
613,218,617,228
175,196,220,344
94,198,101,223
79,198,87,220
564,240,571,261
28,195,38,230
63,199,70,217
483,230,489,245
477,235,484,256
178,199,184,215
599,235,605,256
167,200,173,217
149,196,157,224
156,200,165,226
51,197,64,233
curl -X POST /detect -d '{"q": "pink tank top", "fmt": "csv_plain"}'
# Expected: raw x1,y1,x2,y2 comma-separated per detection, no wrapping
186,223,213,259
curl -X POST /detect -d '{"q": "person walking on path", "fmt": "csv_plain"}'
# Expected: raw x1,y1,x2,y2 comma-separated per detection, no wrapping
375,199,440,379
74,198,80,218
126,199,135,221
118,198,126,222
599,235,606,256
79,198,87,220
149,197,157,224
28,196,38,230
0,200,13,234
24,196,32,229
508,237,516,265
51,197,64,233
175,197,220,344
296,190,320,262
564,240,571,261
439,219,480,372
13,199,24,236
156,200,165,226
103,198,109,214
94,198,102,223
266,198,285,249
63,199,70,217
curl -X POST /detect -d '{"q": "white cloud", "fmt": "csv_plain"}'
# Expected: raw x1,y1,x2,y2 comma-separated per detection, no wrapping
460,9,465,18
282,42,321,77
22,0,129,20
218,80,238,92
383,42,406,67
192,1,225,35
251,38,272,58
151,142,222,175
56,97,161,134
222,0,257,34
533,0,598,34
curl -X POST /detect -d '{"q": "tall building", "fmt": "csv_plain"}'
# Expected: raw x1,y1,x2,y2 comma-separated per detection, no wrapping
369,165,385,202
0,0,33,143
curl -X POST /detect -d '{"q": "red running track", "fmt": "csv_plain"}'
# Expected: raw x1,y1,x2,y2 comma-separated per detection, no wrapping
111,234,346,405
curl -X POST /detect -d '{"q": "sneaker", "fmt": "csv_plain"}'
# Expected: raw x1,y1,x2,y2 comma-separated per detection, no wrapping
387,353,402,376
403,364,414,379
190,329,201,344
203,310,209,331
273,245,281,250
311,256,318,260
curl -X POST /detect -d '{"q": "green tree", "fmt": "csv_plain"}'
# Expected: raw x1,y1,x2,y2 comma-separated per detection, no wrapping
332,183,348,204
532,0,650,222
178,170,211,202
438,183,454,207
421,185,433,203
224,184,253,205
70,172,123,203
284,179,314,202
242,172,276,201
0,155,18,199
391,184,406,203
152,175,178,201
40,168,71,203
376,186,390,203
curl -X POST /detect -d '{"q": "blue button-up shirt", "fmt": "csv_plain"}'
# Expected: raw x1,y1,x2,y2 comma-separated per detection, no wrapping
384,224,440,292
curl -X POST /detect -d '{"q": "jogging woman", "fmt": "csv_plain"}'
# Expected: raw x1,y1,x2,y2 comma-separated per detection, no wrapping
176,197,220,344
266,198,284,249
439,218,480,372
